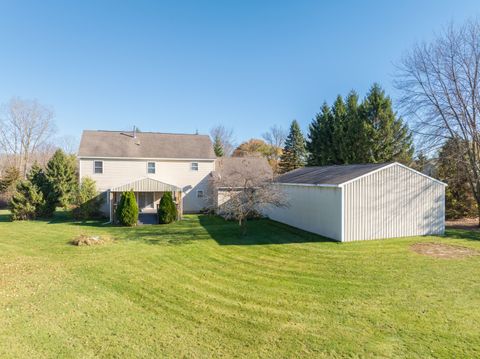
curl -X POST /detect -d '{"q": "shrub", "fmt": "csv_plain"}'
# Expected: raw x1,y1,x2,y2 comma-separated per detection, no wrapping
0,166,20,208
28,163,56,217
72,177,104,220
10,180,45,220
45,149,78,209
116,190,138,226
158,192,177,224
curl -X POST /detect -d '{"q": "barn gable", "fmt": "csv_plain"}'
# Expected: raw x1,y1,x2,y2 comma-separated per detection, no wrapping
342,163,445,242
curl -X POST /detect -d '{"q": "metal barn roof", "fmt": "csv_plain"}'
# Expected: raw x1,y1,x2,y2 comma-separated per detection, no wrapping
275,162,447,187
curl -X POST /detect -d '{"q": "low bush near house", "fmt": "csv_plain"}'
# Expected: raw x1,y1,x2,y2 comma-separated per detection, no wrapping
158,192,177,224
116,190,138,226
10,180,45,220
72,177,104,220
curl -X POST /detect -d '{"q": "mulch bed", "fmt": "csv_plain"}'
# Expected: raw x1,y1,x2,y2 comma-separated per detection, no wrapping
410,242,478,259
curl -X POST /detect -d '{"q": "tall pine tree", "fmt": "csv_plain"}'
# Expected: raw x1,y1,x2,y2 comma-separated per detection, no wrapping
360,83,413,163
279,120,307,173
45,149,77,209
213,135,224,157
28,163,56,217
307,84,413,166
307,103,334,166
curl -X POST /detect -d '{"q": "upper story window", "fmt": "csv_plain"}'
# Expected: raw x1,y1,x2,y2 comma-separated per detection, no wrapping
147,162,156,174
197,190,204,198
190,162,199,171
94,161,103,174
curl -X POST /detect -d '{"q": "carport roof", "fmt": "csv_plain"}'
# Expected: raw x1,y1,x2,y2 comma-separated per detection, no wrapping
275,163,393,186
110,178,182,192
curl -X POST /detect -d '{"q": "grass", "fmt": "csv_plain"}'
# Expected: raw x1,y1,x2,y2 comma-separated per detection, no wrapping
0,210,479,358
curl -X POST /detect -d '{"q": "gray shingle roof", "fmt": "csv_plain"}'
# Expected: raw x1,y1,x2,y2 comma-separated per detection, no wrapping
275,163,392,186
78,130,216,159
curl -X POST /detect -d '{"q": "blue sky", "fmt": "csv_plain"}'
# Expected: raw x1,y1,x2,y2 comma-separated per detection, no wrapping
0,0,478,146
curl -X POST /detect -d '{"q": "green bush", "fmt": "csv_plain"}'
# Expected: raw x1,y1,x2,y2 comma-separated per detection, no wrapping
116,190,138,226
45,149,78,209
72,177,104,220
28,163,56,217
10,180,45,220
158,192,177,224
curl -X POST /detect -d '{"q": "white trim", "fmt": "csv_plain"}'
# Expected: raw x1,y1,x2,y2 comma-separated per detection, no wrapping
395,162,447,186
340,186,345,242
276,182,340,188
338,162,447,187
79,156,215,162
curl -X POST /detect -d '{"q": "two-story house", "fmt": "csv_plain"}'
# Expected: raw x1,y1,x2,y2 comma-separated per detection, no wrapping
78,130,216,222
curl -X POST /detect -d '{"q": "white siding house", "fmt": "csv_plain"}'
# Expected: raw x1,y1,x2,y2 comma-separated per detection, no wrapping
78,130,216,221
265,163,446,242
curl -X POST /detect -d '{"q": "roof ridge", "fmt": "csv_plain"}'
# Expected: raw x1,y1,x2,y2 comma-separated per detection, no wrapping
82,129,210,137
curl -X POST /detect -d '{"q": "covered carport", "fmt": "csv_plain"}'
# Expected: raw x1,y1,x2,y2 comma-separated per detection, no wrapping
109,177,183,224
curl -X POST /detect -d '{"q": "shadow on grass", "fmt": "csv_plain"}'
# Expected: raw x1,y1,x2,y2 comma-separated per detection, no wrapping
1,209,334,246
198,215,334,246
0,212,11,222
445,228,480,241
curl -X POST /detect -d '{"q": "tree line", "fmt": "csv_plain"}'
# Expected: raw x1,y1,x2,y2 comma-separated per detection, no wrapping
212,83,414,174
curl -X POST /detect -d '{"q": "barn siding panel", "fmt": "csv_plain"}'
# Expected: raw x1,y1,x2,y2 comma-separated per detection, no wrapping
265,184,343,241
343,164,445,241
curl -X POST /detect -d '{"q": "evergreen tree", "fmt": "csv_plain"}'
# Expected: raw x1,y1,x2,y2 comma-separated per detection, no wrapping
437,138,477,219
116,190,138,226
331,95,348,164
0,166,20,193
279,120,307,173
72,177,104,220
28,163,56,217
10,180,45,220
343,91,365,164
213,135,224,157
360,84,413,163
308,103,334,165
412,152,429,174
158,192,177,224
45,149,77,208
307,84,413,166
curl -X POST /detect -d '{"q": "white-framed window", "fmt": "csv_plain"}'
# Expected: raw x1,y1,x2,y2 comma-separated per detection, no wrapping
147,162,155,174
197,190,204,198
94,161,103,174
190,162,199,171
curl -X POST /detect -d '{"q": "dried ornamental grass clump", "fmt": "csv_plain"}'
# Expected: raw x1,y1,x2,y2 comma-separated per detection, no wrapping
71,234,113,246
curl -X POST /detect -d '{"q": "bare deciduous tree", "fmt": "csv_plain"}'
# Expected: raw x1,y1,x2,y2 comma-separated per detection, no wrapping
0,98,56,177
56,135,79,155
395,19,480,223
262,125,286,173
209,157,287,232
210,125,235,157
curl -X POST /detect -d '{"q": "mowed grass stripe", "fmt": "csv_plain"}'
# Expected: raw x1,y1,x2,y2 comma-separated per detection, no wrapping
1,211,480,358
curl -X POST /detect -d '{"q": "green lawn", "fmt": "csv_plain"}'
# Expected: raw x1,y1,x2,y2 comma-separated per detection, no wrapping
0,210,479,358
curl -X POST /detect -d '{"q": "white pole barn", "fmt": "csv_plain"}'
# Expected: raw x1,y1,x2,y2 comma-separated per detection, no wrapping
265,163,446,242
